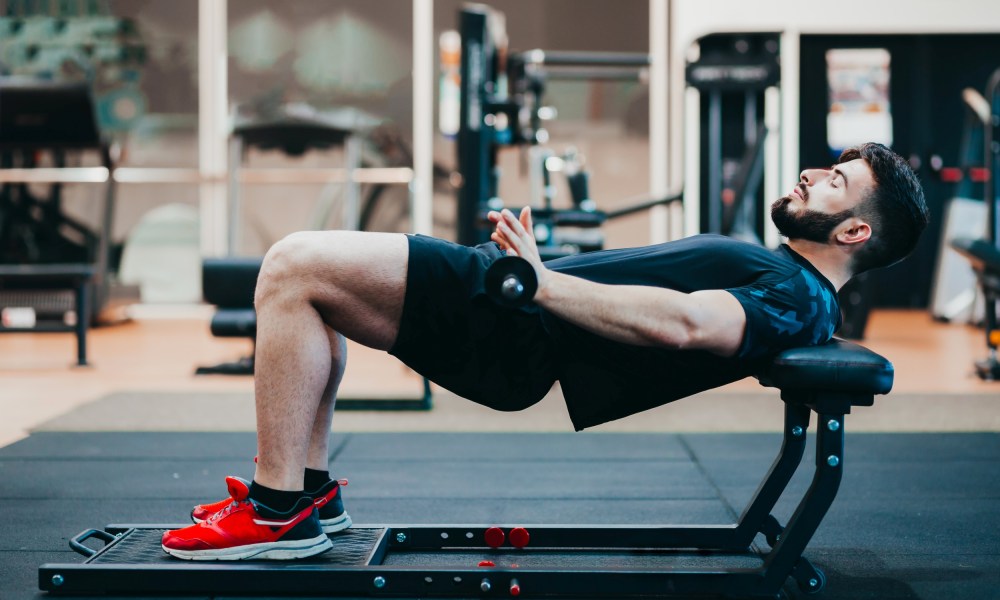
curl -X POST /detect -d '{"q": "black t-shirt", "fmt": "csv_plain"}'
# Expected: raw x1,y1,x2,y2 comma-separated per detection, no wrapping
541,234,842,430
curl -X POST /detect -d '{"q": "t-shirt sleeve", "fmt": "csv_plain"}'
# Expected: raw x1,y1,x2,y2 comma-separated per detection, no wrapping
726,270,840,360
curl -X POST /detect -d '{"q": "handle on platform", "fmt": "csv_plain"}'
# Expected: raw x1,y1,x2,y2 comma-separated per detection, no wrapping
68,528,117,557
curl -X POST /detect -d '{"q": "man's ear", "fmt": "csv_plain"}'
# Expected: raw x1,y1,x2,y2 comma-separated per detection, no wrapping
835,217,871,246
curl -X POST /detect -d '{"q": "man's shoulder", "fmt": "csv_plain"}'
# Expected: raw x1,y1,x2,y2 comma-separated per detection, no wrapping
680,233,759,247
677,235,797,272
680,234,781,255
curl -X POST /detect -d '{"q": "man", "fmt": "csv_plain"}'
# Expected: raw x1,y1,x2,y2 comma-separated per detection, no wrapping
161,142,928,560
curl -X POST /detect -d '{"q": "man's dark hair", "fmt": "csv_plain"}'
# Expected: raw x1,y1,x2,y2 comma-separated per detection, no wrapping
838,143,929,274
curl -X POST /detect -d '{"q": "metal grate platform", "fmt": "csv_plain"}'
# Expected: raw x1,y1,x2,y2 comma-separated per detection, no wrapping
42,524,774,597
86,527,386,567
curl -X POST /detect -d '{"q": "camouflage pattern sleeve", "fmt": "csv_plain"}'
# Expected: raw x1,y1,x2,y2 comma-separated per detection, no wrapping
726,270,840,361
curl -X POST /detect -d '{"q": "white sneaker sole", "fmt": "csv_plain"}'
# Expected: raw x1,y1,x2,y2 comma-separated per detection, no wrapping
163,533,333,561
320,511,352,533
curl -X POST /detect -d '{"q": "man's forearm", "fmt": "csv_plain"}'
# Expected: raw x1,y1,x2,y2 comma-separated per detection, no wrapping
534,270,700,349
489,206,744,356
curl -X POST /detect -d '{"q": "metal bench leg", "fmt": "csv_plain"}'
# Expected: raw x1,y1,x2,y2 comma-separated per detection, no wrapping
755,413,845,595
74,280,89,366
733,403,810,547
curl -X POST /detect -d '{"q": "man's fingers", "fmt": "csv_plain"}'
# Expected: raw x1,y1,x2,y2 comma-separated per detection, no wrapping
502,209,529,238
492,230,514,252
495,209,539,265
497,226,519,256
497,222,525,254
520,206,532,233
493,207,533,240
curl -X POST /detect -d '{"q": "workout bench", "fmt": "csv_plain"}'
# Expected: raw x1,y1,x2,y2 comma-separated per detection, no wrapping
194,257,262,376
0,264,95,366
39,338,891,599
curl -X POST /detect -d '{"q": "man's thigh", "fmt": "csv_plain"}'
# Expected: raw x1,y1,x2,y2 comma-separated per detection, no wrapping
388,235,558,410
266,230,409,351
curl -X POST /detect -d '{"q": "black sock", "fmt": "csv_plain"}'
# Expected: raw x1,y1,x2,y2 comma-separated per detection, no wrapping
304,468,332,493
248,481,304,514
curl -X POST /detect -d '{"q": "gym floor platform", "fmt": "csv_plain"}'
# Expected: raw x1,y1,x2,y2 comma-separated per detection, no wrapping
1,430,999,599
0,310,998,599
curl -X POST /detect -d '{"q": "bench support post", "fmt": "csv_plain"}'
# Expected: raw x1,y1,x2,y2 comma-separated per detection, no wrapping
733,403,809,547
73,278,90,366
757,412,844,594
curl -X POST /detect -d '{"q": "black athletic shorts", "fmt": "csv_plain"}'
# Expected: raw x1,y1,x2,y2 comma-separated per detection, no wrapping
388,234,559,411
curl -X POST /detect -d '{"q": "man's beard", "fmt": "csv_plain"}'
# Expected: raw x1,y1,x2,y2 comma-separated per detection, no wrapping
770,196,853,243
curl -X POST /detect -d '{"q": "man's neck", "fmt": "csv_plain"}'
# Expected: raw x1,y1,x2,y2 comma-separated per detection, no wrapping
785,239,854,290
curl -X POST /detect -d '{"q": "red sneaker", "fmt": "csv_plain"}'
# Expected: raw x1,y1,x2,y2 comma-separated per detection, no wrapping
189,457,260,525
163,477,332,560
189,480,247,524
192,477,351,534
308,478,352,533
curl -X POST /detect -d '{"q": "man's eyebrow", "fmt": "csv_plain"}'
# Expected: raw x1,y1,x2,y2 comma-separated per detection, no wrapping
833,167,849,189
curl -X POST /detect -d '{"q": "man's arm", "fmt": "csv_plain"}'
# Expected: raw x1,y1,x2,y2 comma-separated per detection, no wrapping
488,208,747,357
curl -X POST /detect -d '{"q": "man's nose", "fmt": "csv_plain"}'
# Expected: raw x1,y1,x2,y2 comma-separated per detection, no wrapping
799,168,828,185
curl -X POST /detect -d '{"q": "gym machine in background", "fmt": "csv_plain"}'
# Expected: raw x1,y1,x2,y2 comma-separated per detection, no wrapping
0,1,149,339
0,79,139,363
951,67,1000,381
928,87,990,324
453,5,680,258
685,32,779,243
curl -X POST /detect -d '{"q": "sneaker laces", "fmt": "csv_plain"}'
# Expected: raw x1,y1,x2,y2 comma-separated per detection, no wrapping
205,497,250,524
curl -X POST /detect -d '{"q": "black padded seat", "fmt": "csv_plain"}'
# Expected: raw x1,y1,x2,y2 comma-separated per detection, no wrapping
202,257,262,308
756,338,893,414
758,338,894,395
951,237,1000,275
210,308,257,338
196,258,262,375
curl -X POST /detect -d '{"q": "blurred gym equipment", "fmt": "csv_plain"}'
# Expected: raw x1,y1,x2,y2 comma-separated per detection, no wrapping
951,67,1000,380
454,6,680,260
0,78,139,363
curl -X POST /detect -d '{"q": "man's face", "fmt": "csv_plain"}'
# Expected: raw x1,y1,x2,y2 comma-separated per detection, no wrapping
770,158,876,243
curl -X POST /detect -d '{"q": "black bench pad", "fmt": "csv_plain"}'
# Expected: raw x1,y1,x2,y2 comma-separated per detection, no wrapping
210,308,257,338
757,338,893,396
951,237,1000,275
202,257,262,308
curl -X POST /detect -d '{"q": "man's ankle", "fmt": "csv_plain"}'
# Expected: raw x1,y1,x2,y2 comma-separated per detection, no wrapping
304,468,332,493
248,480,305,514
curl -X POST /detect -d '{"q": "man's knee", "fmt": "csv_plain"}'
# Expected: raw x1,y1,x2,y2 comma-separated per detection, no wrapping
256,231,328,306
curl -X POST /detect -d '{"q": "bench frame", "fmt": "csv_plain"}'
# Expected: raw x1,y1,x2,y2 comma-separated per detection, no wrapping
0,264,94,366
39,341,887,599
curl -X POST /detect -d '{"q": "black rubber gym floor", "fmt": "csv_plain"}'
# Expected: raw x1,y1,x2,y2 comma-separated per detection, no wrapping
1,430,998,599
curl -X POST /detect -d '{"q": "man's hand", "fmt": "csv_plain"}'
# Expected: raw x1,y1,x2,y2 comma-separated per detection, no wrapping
490,206,744,356
487,207,550,292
